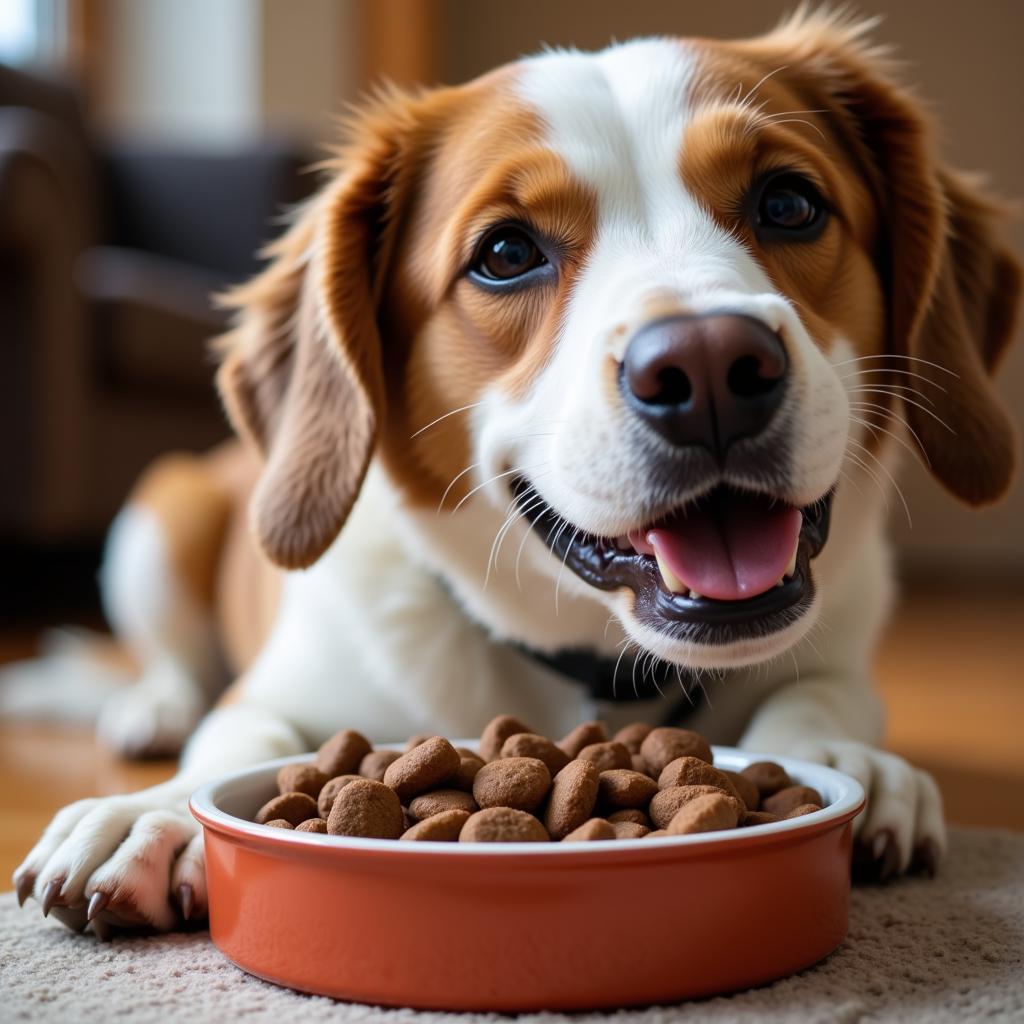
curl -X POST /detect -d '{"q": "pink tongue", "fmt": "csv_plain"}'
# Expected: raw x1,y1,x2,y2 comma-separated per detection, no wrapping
633,495,802,602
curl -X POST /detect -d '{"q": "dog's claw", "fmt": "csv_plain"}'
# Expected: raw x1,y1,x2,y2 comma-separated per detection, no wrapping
87,891,110,922
14,871,34,908
178,883,194,922
41,879,63,917
910,837,939,878
852,828,900,884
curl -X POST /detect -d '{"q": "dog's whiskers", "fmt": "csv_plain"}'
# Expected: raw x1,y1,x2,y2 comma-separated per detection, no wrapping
831,353,959,378
409,401,484,440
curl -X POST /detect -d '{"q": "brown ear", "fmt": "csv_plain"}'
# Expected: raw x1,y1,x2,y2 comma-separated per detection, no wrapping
765,10,1021,504
215,98,413,568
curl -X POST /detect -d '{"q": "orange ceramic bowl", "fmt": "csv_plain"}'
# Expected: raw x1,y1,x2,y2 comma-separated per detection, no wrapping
190,745,863,1012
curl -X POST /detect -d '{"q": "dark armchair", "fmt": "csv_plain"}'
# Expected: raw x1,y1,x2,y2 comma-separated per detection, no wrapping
0,62,314,542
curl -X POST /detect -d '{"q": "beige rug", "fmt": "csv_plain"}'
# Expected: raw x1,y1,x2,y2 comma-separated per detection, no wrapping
3,827,1022,1023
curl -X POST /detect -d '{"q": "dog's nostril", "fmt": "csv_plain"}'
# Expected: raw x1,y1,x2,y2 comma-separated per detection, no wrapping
727,354,781,399
648,367,692,406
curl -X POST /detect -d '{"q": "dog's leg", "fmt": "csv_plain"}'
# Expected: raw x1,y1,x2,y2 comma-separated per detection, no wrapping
13,701,306,936
95,453,233,758
740,675,946,881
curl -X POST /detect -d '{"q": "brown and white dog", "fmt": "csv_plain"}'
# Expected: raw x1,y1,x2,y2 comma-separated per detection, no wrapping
11,11,1020,934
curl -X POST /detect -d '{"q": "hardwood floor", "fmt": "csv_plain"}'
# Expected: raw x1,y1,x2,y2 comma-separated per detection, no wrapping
1,582,1022,884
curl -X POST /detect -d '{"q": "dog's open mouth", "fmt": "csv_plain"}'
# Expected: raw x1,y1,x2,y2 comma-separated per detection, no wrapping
513,480,834,642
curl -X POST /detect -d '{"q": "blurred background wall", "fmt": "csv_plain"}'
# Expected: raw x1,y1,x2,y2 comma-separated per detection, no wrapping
1,0,1021,621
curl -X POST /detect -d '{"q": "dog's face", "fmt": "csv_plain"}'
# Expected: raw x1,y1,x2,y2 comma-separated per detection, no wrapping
218,13,1019,669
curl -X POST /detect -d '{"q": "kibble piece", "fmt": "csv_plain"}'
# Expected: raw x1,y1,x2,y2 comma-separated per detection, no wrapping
741,761,793,799
499,733,570,776
277,763,329,799
408,789,479,821
598,769,658,809
404,733,434,752
460,807,549,842
607,808,651,827
650,785,745,829
359,749,401,781
545,759,600,839
255,792,319,827
563,818,616,842
667,792,740,835
317,775,363,819
612,820,650,840
784,803,823,819
640,728,713,776
295,818,328,834
472,757,551,812
631,753,652,777
657,756,737,797
265,819,294,829
742,810,782,827
644,829,670,839
316,729,373,778
613,722,653,754
401,809,472,841
327,779,405,839
449,753,485,792
384,736,461,800
558,721,608,758
763,785,824,816
479,715,532,762
577,741,632,773
722,769,760,812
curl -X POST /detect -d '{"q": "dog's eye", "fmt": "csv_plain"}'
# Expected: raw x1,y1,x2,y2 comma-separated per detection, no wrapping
471,225,547,283
755,173,827,240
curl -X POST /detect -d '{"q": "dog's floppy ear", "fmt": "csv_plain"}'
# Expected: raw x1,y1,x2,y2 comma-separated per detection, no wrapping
767,10,1021,504
216,94,418,568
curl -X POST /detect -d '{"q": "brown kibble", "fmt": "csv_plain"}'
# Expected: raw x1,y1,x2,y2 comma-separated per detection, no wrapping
741,761,793,799
295,818,328,834
472,757,551,812
265,819,294,829
631,753,652,777
401,808,472,841
479,715,532,762
316,729,373,777
742,810,782,827
644,829,670,839
785,803,822,819
650,785,745,829
359,749,401,781
277,763,329,800
640,728,713,776
255,792,319,827
499,733,570,775
612,820,650,839
657,756,737,797
612,722,653,754
667,792,740,835
408,789,479,821
563,818,616,842
460,807,548,842
763,785,824,816
327,779,404,839
449,753,485,792
545,759,600,839
722,769,760,811
577,741,632,773
607,808,651,827
558,721,608,758
384,736,461,800
598,769,658,808
317,775,363,819
404,733,434,752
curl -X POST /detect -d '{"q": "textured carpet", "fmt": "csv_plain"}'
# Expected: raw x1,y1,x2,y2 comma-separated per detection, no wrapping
2,827,1022,1024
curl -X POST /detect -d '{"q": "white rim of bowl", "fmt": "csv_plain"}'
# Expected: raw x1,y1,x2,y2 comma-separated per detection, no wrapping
189,744,865,856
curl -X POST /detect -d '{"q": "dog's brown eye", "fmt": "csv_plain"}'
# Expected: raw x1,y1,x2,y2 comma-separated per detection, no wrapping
755,173,827,240
472,226,547,282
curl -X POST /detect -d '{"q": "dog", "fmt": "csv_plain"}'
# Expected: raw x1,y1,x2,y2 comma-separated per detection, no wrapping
10,9,1019,936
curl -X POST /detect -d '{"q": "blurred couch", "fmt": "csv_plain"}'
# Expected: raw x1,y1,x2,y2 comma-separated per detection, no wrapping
0,63,314,543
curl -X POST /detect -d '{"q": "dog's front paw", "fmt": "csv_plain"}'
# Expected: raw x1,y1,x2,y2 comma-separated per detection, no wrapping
12,787,207,938
788,739,946,882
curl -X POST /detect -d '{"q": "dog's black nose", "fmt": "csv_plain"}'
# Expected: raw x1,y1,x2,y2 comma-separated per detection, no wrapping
621,313,788,454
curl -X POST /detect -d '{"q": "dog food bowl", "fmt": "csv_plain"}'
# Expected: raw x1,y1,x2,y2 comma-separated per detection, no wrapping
190,746,863,1011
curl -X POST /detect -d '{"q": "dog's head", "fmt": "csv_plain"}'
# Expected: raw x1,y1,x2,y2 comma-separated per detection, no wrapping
217,11,1019,670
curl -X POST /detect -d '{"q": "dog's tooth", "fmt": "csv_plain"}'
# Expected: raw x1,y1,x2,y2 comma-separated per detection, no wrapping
688,589,703,600
784,546,798,580
653,551,687,594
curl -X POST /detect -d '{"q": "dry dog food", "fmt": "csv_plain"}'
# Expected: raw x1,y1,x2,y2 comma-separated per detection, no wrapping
250,717,825,843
